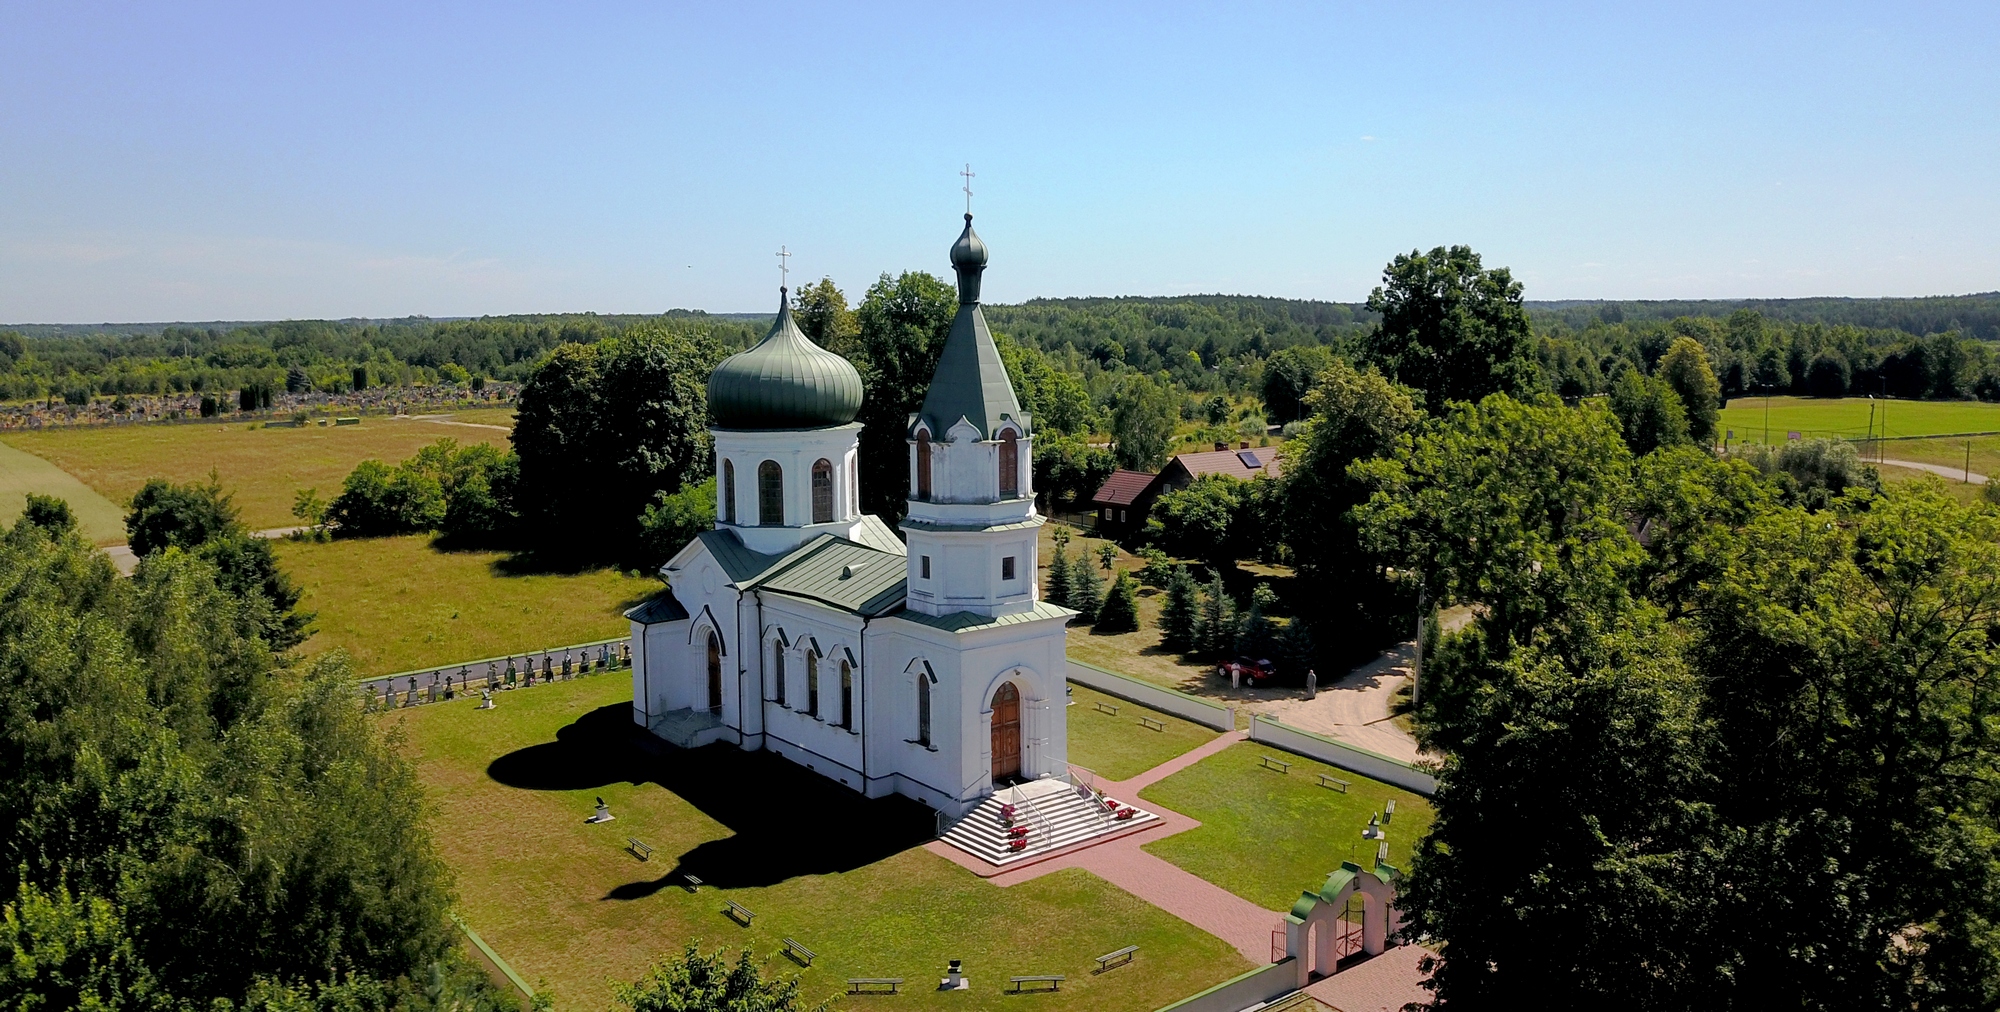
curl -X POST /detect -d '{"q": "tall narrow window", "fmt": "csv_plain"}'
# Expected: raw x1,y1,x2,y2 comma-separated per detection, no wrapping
999,430,1019,497
811,458,834,523
773,644,787,706
1002,556,1017,581
758,460,783,526
920,555,931,579
917,673,932,747
806,652,820,717
839,660,854,730
723,460,736,524
915,431,932,500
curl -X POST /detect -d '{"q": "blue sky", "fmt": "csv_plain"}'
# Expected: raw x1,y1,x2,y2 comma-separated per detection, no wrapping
2,2,1995,322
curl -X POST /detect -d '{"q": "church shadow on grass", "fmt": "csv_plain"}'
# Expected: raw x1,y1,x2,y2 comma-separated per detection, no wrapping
486,703,936,897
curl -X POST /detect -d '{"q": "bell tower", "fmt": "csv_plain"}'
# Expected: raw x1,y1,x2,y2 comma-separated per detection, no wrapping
903,214,1040,617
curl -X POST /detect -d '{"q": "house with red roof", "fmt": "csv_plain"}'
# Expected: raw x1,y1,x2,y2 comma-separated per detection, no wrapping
1088,441,1285,540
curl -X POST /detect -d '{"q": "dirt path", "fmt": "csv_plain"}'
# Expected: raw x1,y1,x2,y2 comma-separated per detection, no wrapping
1245,607,1472,765
394,413,511,433
1878,457,1988,485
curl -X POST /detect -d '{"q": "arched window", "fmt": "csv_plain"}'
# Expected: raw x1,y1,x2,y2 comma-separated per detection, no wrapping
723,460,736,525
806,651,820,717
773,642,787,706
839,660,854,730
705,631,722,714
998,429,1019,497
915,430,932,501
758,460,783,526
916,672,932,747
811,458,834,523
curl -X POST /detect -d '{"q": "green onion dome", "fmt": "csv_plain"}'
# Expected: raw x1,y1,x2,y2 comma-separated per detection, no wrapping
707,290,864,430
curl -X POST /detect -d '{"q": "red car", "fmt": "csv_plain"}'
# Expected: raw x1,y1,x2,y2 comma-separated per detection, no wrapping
1219,657,1277,686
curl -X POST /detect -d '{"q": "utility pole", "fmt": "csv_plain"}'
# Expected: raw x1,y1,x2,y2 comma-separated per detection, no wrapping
1410,584,1427,710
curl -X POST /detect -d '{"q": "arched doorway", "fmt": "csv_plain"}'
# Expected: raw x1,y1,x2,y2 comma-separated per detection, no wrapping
990,682,1021,781
705,631,722,713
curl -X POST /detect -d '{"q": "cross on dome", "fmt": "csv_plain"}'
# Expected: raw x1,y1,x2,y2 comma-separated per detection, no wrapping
775,245,791,289
960,164,975,216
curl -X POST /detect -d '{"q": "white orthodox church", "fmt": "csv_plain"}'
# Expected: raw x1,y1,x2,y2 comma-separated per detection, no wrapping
627,214,1073,819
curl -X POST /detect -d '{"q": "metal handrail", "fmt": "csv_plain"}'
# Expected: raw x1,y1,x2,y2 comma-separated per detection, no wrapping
1010,784,1055,853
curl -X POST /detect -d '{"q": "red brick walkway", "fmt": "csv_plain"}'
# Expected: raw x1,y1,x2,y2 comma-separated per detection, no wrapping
926,725,1434,1006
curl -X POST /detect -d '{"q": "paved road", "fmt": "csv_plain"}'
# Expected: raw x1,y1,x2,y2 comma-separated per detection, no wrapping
393,413,510,433
1878,457,1988,485
106,524,308,572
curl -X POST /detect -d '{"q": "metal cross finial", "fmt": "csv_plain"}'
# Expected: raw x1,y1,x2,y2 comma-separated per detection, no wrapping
960,163,975,215
776,245,790,289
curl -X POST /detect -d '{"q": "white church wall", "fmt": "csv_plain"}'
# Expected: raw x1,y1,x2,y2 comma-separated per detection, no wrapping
862,623,968,812
755,596,868,788
712,424,864,555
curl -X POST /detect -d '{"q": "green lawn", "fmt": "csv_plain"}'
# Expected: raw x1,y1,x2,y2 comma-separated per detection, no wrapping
1065,684,1219,781
2,413,509,529
1138,741,1434,912
277,534,658,675
1718,395,2000,445
389,676,1252,1011
0,439,128,544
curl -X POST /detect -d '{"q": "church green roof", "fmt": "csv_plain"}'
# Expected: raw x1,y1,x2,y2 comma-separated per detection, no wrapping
708,292,863,430
914,216,1024,441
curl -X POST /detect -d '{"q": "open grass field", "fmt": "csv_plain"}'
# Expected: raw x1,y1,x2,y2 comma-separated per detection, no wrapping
1065,684,1220,781
1718,396,2000,445
0,439,128,544
276,534,658,675
1,414,508,529
1040,522,1219,695
389,675,1253,1011
1138,741,1433,912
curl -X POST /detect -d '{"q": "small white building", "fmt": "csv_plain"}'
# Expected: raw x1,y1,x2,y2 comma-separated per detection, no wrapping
629,214,1072,818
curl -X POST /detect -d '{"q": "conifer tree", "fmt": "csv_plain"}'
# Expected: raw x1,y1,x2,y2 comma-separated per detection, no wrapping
1067,556,1105,623
1045,546,1072,608
1195,571,1234,657
1159,563,1200,652
1236,583,1279,657
1096,571,1141,632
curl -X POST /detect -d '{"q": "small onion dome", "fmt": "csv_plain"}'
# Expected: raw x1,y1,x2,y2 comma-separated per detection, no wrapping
950,213,988,268
707,291,863,430
950,214,988,303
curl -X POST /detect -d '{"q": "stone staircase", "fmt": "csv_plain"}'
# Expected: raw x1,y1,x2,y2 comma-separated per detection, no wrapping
649,707,724,748
940,777,1159,866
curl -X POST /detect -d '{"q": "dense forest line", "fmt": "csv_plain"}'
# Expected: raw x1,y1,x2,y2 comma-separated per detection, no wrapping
5,291,1995,408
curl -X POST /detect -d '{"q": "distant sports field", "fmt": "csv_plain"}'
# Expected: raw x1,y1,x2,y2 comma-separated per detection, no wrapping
1718,396,2000,445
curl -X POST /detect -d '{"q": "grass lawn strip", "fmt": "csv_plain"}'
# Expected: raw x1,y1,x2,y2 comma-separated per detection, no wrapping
1138,741,1433,912
390,677,1252,1011
1717,395,2000,445
0,439,128,544
2,412,508,528
1065,683,1220,782
278,534,657,675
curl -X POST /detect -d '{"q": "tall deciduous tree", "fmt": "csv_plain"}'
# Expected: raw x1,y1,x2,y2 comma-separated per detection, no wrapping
1362,246,1538,408
851,272,957,520
1608,368,1690,455
1108,372,1178,471
1656,337,1721,443
792,277,857,352
1260,344,1337,424
513,323,721,556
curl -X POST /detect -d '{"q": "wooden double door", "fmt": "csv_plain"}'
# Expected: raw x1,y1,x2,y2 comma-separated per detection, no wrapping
990,683,1021,781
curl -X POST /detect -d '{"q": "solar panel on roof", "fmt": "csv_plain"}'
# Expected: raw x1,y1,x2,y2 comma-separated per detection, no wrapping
1236,450,1261,468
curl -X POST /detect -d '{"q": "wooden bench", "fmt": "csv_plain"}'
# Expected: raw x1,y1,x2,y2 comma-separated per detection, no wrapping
847,978,903,994
1094,945,1138,971
724,900,754,926
1009,975,1065,992
627,838,654,861
1137,716,1165,732
1317,773,1350,792
682,874,702,892
783,937,816,966
1384,799,1397,824
1259,755,1292,774
1093,700,1120,716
